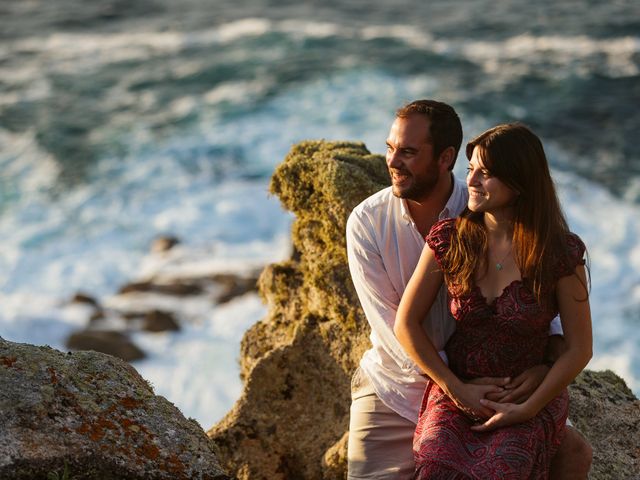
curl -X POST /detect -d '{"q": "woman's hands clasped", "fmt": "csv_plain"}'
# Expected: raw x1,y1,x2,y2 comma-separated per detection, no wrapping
455,364,551,430
447,381,507,421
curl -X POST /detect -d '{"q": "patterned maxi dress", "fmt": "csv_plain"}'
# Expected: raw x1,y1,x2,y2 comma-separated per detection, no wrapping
413,218,586,479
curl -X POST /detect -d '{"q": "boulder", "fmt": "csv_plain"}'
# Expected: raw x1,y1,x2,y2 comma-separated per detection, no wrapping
211,272,260,305
0,337,230,480
208,141,388,479
568,370,640,479
66,330,146,362
142,310,181,333
209,140,640,479
119,281,203,296
70,292,101,308
151,236,180,253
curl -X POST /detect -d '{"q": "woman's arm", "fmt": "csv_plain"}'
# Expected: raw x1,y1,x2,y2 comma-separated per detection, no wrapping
394,243,503,419
472,263,592,431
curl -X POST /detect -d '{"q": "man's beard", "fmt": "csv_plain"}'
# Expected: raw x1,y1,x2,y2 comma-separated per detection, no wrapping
390,168,440,202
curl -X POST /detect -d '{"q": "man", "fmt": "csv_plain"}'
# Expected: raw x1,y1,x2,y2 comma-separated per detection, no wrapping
345,99,592,479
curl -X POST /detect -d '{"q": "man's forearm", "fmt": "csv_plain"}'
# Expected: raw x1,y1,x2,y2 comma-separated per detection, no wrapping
545,335,568,364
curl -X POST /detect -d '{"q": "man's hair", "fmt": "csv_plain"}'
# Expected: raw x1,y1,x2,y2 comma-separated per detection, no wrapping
396,100,463,171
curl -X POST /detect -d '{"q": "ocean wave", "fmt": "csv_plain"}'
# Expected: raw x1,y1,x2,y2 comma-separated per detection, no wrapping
2,18,638,82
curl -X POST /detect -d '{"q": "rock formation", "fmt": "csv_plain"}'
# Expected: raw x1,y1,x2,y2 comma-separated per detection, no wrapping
0,337,230,480
209,140,640,479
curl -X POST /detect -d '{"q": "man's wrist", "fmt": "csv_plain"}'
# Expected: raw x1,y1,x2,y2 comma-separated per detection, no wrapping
542,358,555,369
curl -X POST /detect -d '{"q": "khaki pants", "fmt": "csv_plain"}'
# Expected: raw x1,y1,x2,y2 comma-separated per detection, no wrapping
347,368,416,480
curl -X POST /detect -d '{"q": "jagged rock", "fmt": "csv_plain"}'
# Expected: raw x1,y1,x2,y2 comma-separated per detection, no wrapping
119,280,203,296
209,141,387,479
209,140,640,480
151,236,180,253
70,292,100,308
0,337,230,480
89,310,106,324
142,310,181,333
567,370,640,479
211,272,260,305
66,330,146,362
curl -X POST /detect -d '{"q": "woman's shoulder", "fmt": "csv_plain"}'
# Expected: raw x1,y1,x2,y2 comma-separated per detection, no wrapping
555,232,587,277
425,218,457,252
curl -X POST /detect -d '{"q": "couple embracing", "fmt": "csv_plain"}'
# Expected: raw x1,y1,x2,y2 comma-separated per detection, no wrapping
346,100,593,479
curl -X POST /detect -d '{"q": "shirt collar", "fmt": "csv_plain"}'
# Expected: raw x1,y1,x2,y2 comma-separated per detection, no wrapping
440,174,467,220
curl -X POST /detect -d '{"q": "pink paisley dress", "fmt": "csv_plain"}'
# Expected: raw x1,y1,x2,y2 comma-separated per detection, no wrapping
413,218,586,479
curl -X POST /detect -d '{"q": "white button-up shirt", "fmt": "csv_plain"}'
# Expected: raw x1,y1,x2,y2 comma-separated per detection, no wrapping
346,177,561,423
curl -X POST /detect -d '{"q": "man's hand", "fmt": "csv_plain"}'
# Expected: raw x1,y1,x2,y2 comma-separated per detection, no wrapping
546,335,567,363
470,398,537,432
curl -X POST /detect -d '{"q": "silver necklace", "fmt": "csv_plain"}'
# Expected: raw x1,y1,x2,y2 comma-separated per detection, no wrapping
493,248,512,271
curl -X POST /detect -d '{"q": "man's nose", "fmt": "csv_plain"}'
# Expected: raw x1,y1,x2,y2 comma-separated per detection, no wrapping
387,150,401,168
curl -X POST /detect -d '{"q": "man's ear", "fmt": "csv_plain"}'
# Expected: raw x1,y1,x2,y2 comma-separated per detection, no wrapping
438,146,456,171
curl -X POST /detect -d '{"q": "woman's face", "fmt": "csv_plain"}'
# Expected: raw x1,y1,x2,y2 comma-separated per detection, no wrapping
466,147,518,214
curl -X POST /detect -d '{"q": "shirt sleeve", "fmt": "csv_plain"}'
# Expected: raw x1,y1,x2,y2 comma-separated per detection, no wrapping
346,210,420,372
549,316,563,336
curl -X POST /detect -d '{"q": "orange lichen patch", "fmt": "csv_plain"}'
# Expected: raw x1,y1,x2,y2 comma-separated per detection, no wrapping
75,416,119,442
121,418,145,438
1,356,17,368
47,367,59,384
76,423,91,436
164,453,187,475
120,396,143,409
137,442,160,460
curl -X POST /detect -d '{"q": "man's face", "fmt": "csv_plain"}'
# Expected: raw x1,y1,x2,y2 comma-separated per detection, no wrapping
385,115,440,202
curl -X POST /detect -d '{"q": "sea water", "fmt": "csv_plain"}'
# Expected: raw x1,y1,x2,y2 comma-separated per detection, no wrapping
1,0,639,428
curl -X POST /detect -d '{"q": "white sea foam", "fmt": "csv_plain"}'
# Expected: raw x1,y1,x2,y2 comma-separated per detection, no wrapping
2,18,637,97
1,67,638,431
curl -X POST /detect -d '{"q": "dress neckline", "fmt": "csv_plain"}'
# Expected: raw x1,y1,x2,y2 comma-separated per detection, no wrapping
474,279,522,307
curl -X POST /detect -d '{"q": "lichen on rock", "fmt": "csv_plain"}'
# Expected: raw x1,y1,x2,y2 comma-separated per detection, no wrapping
0,337,230,480
210,140,640,480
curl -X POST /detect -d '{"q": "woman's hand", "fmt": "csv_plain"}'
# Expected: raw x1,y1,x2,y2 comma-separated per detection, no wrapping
483,364,550,404
469,399,537,432
447,382,506,420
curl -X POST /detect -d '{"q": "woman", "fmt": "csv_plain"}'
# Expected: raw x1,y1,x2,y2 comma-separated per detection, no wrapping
394,123,592,479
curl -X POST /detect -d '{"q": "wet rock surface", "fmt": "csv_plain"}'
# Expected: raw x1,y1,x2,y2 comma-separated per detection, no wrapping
65,254,261,361
66,330,146,362
0,337,230,480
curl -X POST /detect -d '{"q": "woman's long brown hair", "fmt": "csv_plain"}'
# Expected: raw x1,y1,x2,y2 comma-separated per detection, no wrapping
442,123,587,308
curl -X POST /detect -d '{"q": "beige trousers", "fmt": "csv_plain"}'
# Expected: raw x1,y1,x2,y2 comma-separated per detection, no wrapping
347,367,416,480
